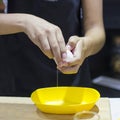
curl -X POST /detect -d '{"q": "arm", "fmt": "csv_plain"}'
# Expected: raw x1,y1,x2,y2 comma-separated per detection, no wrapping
57,0,105,74
0,13,66,64
0,14,25,34
82,0,105,57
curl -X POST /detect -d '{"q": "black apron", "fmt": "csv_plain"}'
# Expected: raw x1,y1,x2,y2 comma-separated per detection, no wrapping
0,0,91,96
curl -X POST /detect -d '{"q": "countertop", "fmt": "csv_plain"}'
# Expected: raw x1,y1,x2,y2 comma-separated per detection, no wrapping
0,97,113,120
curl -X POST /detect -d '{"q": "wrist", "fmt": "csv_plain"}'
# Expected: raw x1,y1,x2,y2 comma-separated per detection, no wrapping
82,36,92,58
18,14,32,33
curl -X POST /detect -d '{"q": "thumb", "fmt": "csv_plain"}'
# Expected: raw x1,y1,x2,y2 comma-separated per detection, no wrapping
67,36,79,50
67,36,84,50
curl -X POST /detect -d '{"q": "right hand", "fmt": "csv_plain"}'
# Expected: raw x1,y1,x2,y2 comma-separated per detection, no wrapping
23,14,66,65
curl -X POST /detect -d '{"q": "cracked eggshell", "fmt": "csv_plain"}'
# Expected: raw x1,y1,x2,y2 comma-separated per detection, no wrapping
64,50,74,62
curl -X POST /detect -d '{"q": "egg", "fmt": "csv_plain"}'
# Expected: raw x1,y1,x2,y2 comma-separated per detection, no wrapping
64,50,74,62
54,50,74,65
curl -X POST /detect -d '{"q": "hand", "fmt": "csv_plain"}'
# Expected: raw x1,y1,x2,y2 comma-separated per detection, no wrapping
57,36,87,74
23,14,66,64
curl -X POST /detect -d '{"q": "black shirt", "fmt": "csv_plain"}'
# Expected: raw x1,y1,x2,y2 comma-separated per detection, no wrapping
0,0,91,96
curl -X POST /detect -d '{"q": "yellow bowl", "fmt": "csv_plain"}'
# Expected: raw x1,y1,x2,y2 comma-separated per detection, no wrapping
31,87,100,114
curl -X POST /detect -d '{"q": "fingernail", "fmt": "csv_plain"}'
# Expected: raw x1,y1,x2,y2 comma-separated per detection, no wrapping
66,45,72,50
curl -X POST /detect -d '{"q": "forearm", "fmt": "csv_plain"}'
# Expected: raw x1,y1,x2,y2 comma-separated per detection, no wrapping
81,0,105,57
0,13,27,35
83,25,105,57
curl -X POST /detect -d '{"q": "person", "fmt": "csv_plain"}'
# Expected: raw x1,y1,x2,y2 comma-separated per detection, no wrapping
0,0,105,96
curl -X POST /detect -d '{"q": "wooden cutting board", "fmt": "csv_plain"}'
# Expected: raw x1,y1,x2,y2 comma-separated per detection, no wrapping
0,97,111,120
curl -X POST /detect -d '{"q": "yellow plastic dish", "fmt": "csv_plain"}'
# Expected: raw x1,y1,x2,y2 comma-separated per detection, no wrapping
31,87,100,114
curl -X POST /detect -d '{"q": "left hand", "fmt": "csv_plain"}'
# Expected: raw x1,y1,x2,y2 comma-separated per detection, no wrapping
57,36,87,74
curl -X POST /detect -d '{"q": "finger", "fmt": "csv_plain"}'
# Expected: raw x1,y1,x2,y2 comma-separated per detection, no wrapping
48,31,61,64
38,34,53,59
67,36,80,50
56,28,66,56
66,37,85,66
57,65,80,74
67,42,84,66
